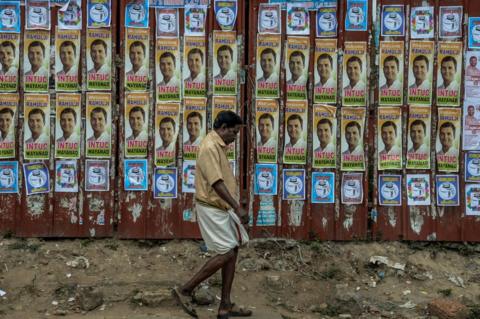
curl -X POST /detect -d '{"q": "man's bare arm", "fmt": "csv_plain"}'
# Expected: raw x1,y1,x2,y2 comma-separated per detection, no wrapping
212,180,249,224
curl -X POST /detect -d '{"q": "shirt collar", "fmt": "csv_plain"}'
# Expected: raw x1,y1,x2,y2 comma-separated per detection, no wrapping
211,130,227,148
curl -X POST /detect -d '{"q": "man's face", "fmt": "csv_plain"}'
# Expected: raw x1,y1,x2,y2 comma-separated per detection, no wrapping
60,112,76,136
28,45,44,69
440,126,454,149
28,113,44,136
91,43,106,66
347,61,361,83
0,44,15,69
289,55,304,78
470,56,477,67
258,118,273,141
0,112,13,135
187,52,202,76
410,124,425,146
441,61,456,84
287,119,302,141
317,123,331,146
383,60,398,83
90,111,106,134
317,57,332,80
468,106,475,116
217,49,232,73
413,59,428,82
345,125,360,148
222,124,241,145
187,116,201,140
160,56,175,79
160,121,174,144
60,45,75,69
129,110,144,134
260,53,275,77
381,125,396,148
129,45,144,69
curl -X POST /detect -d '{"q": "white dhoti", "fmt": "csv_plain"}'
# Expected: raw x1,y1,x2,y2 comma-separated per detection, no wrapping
196,202,249,255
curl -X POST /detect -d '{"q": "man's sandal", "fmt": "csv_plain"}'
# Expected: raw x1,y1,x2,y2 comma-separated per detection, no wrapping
227,303,252,317
171,287,198,318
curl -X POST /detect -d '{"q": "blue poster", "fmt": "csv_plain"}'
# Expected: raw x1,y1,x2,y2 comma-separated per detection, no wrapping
316,5,337,38
345,0,368,32
311,172,334,203
214,0,237,31
125,0,149,28
0,2,21,33
282,169,305,200
23,162,50,195
257,195,276,226
254,163,277,196
436,175,459,206
378,175,401,206
466,152,480,182
182,161,196,193
381,5,404,37
55,160,78,192
468,17,480,49
154,167,177,198
0,161,18,193
124,159,148,191
87,0,111,28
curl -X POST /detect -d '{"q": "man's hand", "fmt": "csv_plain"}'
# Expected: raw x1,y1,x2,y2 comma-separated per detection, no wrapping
235,207,249,225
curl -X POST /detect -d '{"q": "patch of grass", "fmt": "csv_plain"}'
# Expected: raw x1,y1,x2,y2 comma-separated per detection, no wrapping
320,266,342,280
80,238,95,247
468,304,480,319
437,288,452,297
8,240,41,253
105,242,118,251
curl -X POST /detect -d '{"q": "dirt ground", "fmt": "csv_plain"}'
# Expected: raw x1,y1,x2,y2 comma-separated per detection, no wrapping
1,238,480,319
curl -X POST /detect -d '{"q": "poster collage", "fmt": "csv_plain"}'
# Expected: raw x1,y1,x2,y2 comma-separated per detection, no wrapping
252,1,480,219
0,0,239,198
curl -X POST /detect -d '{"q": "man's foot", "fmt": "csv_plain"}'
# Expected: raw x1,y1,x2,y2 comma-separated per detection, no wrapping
171,287,198,318
226,303,252,317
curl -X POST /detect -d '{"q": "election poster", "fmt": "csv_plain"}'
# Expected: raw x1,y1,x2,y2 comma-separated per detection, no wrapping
154,167,177,198
436,175,459,206
258,3,281,34
124,159,148,191
282,169,305,200
23,162,50,195
407,41,434,106
24,94,50,160
316,5,337,38
466,152,480,182
87,0,111,28
314,39,337,104
465,51,480,100
311,172,335,204
23,30,50,92
55,28,81,91
0,33,20,92
462,100,480,150
125,28,149,91
55,93,81,159
406,106,431,169
257,196,277,226
377,107,402,170
26,0,51,30
0,1,21,33
341,172,363,204
124,92,149,158
312,104,336,168
379,41,404,106
125,0,149,29
183,36,206,98
0,161,18,193
86,28,112,91
212,96,236,160
342,41,367,106
55,160,78,193
156,38,181,102
436,42,462,106
213,31,237,96
285,36,309,101
436,108,461,172
283,100,308,165
183,98,207,161
468,17,480,49
439,6,462,38
0,93,18,158
406,174,431,206
466,184,480,216
254,163,278,196
341,107,365,171
410,6,434,39
214,0,237,31
381,5,404,37
378,175,402,206
85,159,109,191
256,99,279,163
58,0,82,30
286,3,309,35
156,8,179,38
182,160,196,193
256,34,281,99
85,92,111,158
155,102,180,167
184,5,207,36
345,0,368,32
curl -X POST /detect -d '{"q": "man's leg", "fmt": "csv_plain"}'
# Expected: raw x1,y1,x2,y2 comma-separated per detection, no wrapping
220,247,238,307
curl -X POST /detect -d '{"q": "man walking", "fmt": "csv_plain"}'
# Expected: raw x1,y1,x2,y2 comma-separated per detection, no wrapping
172,111,252,319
